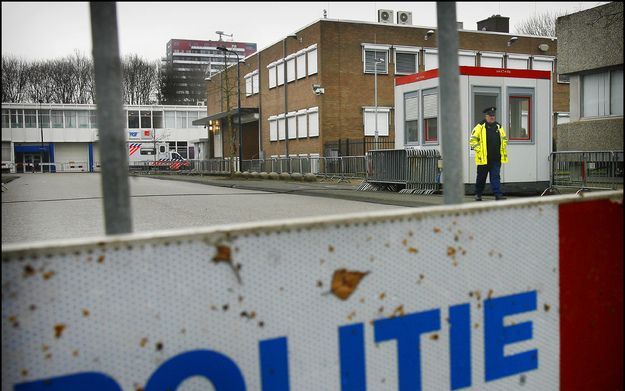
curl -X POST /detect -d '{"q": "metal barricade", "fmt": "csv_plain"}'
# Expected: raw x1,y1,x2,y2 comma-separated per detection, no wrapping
363,149,441,194
542,150,624,195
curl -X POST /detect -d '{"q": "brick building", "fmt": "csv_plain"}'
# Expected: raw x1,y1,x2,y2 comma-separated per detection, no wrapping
199,16,568,161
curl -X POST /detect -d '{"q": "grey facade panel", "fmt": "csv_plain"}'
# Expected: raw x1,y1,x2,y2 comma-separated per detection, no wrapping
556,2,624,75
557,117,624,151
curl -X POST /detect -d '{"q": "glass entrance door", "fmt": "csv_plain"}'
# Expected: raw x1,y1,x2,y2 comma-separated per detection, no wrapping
23,154,41,173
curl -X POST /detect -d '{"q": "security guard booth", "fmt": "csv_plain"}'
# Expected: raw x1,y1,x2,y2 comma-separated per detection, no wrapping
394,66,552,194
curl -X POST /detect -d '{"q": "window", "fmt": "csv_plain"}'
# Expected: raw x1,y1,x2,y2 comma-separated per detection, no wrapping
297,110,308,138
296,50,306,79
364,49,388,74
252,72,259,94
77,111,90,128
583,69,623,117
10,109,23,128
480,52,504,68
277,114,286,140
394,47,419,75
508,96,532,141
165,111,175,128
307,45,318,75
153,111,163,128
128,110,139,128
38,109,51,128
423,90,438,143
140,111,151,128
2,109,9,128
405,92,419,144
557,74,570,84
176,111,188,128
245,75,253,96
269,116,278,141
507,54,529,70
89,111,97,128
286,55,296,83
287,112,297,139
24,110,37,128
267,62,277,89
276,60,285,86
424,49,438,71
308,107,319,137
51,111,63,128
64,111,77,128
458,50,477,67
140,148,155,155
532,56,554,73
363,108,390,136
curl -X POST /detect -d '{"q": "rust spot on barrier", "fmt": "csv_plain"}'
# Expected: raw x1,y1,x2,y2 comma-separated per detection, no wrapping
9,315,19,328
544,304,551,312
417,274,425,284
42,271,55,280
408,247,418,254
140,337,148,347
212,245,242,284
29,304,37,311
430,334,439,341
135,385,144,391
347,311,356,321
21,369,28,377
378,306,384,313
317,280,323,288
238,295,244,303
330,269,369,301
359,297,365,304
433,227,441,233
82,309,90,317
45,353,52,360
97,255,105,264
391,305,405,318
155,341,163,351
240,311,257,320
54,323,66,338
402,239,408,246
487,289,494,299
328,245,335,252
222,304,229,311
258,321,265,328
42,344,49,352
447,247,457,257
72,350,79,357
379,292,386,300
23,265,36,278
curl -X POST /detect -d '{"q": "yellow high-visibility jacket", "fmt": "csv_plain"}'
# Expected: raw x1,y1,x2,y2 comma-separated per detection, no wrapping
469,122,508,165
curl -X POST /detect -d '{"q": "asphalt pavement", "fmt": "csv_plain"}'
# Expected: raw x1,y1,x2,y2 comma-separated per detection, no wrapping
133,172,508,207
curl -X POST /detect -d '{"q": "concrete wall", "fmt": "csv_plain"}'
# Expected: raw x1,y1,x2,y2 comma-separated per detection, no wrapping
556,117,623,151
556,2,624,74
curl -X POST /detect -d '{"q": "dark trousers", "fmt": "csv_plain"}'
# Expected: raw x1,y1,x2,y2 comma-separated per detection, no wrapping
475,162,502,196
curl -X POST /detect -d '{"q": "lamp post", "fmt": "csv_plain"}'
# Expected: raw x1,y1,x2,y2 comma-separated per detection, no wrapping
38,99,44,172
217,46,242,171
374,57,385,150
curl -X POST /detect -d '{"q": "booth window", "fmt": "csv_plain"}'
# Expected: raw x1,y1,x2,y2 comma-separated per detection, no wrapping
508,96,531,141
423,90,439,143
404,91,419,144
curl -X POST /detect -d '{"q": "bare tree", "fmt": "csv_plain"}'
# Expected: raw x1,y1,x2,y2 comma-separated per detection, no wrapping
515,10,568,37
2,56,30,103
208,63,240,175
49,57,77,104
121,54,158,105
71,50,94,104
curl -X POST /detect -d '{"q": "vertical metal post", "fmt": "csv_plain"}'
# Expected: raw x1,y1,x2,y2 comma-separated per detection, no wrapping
236,53,242,172
283,38,289,170
38,100,44,172
437,2,464,204
90,2,132,234
374,57,379,150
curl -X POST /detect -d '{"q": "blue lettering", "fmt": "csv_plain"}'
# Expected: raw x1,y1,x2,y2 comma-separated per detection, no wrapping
484,290,538,382
15,372,121,391
374,309,440,391
449,303,472,390
339,323,366,391
259,337,290,391
144,350,246,391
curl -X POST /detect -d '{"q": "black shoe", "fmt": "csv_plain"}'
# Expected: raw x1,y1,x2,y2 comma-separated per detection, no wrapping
495,195,507,200
474,195,482,201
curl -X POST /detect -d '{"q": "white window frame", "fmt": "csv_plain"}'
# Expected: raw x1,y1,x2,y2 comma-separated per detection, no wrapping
286,111,297,139
531,55,555,73
458,50,477,67
296,109,308,138
244,73,253,96
269,115,278,141
424,48,438,71
506,54,529,70
362,106,391,136
267,62,277,89
296,49,307,80
286,54,296,83
307,107,319,138
362,44,390,74
277,114,286,140
306,44,318,75
393,46,420,75
252,71,259,94
480,52,504,68
276,59,285,86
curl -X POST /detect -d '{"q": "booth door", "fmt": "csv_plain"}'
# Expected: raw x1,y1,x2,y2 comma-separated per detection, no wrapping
469,89,502,185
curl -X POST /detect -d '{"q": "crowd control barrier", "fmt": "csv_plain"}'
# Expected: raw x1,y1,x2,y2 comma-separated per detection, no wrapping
2,191,622,391
364,149,441,194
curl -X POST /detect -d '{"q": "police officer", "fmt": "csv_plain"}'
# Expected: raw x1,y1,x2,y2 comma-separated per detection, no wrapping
469,106,508,201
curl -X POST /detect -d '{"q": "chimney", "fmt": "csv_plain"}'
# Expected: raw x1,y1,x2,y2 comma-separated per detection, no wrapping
477,15,509,33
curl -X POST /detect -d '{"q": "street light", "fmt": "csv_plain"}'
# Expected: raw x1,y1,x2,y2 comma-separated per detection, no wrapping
374,57,385,150
217,46,242,171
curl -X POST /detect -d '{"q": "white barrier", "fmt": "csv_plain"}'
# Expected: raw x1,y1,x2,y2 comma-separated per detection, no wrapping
2,191,622,391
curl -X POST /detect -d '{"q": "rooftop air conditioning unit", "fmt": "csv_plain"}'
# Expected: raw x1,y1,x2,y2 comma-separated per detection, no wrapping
378,9,393,24
397,11,412,25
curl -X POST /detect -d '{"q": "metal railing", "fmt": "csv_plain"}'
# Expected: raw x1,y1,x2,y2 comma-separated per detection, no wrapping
542,150,623,195
364,149,441,194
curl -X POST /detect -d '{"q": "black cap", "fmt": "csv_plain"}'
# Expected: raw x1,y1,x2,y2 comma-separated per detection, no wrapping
483,106,496,115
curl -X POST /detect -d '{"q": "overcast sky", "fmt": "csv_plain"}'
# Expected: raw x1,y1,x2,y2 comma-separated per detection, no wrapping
2,1,609,62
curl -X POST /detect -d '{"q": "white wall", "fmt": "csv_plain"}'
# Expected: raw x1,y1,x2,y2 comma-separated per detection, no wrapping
54,143,89,163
